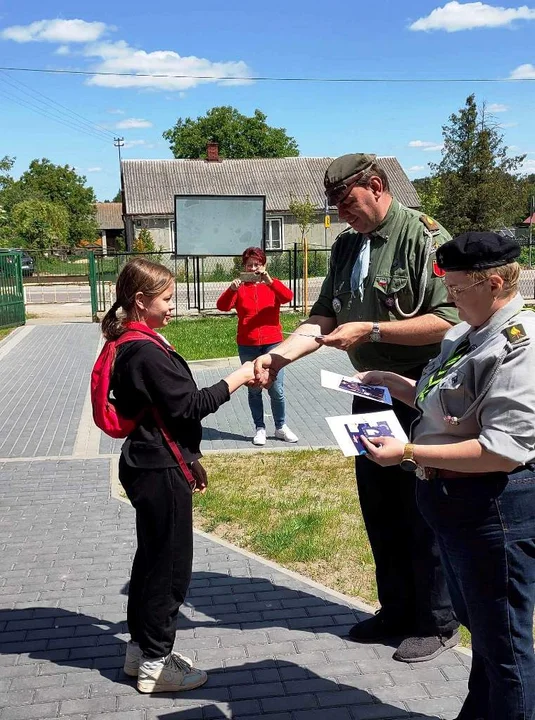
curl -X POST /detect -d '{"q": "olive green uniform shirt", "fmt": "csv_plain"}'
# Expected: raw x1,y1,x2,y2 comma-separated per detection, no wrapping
310,199,458,374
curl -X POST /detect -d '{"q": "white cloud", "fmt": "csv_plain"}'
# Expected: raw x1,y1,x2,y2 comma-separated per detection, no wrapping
115,117,152,129
55,45,70,55
522,158,535,172
499,121,519,128
406,165,426,173
83,40,253,91
509,63,535,79
87,167,102,172
488,102,508,112
123,139,146,149
409,2,535,32
1,18,110,43
107,108,125,115
409,140,443,151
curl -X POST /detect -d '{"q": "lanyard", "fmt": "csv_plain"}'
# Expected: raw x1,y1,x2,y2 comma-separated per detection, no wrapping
417,337,471,404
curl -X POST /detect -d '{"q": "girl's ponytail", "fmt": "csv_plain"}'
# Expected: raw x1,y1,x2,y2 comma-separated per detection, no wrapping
101,300,124,340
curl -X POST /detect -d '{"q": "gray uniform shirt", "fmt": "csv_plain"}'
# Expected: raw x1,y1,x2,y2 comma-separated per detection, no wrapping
413,294,535,465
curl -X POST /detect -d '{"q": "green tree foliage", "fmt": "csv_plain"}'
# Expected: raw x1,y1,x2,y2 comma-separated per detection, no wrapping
10,199,69,249
163,106,299,159
288,194,317,245
1,159,98,247
412,176,443,219
430,95,525,236
133,228,156,253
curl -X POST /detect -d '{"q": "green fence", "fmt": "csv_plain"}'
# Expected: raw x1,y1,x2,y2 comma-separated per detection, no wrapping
0,251,26,328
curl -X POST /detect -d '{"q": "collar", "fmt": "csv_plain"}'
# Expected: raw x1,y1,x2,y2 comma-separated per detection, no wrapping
124,320,160,337
467,294,524,347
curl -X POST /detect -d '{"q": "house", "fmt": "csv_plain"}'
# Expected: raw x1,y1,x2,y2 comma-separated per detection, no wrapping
95,202,124,254
121,147,420,253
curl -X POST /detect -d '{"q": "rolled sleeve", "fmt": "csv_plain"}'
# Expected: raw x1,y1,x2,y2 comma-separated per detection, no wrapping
477,344,535,464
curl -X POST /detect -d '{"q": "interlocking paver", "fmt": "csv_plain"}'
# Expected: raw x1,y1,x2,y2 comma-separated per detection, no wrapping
0,325,471,719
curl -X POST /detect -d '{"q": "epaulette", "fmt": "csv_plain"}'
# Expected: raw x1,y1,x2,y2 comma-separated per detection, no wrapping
503,323,529,345
419,214,440,233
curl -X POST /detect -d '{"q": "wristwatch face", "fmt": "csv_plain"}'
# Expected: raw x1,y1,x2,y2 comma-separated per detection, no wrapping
370,324,381,342
400,458,417,472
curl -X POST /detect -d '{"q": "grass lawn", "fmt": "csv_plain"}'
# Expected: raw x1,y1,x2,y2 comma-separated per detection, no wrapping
0,327,14,342
196,448,472,646
161,312,306,360
197,449,377,602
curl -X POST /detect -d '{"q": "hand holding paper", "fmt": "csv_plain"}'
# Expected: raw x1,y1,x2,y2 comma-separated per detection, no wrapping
320,370,392,405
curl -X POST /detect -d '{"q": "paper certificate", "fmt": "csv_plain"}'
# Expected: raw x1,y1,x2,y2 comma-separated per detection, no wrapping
326,410,408,457
320,370,392,405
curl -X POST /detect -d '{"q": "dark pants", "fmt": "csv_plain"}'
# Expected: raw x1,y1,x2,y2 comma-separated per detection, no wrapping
417,468,535,720
119,458,193,659
354,397,458,636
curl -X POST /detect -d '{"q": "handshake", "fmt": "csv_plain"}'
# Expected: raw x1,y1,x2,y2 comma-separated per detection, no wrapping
238,353,282,388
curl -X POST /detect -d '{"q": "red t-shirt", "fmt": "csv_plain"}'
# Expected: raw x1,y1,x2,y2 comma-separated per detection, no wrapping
216,278,293,346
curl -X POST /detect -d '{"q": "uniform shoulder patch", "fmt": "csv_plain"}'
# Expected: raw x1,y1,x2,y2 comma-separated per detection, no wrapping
504,323,528,344
419,214,440,232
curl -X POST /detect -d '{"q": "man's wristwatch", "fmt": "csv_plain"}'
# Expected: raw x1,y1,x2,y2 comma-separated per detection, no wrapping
399,443,418,472
369,322,381,342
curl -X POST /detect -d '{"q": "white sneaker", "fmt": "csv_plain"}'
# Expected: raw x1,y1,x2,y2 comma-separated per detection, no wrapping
137,653,207,693
274,424,298,443
124,641,193,678
252,428,266,446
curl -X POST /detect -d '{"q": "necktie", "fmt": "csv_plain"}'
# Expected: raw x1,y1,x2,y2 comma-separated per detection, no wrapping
350,236,371,301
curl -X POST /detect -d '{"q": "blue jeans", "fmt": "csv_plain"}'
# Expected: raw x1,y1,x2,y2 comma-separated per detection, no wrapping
237,343,285,429
417,467,535,720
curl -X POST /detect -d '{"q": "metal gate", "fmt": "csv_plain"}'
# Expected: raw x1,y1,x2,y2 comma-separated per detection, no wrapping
0,251,25,329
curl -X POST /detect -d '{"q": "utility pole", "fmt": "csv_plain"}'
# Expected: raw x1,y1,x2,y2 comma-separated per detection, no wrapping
114,137,127,250
114,136,124,165
529,194,534,268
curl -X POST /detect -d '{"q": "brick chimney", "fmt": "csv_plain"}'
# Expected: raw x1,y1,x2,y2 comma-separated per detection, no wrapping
206,141,221,162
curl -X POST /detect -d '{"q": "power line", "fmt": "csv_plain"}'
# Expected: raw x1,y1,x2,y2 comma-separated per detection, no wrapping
0,85,112,145
0,65,534,83
0,71,116,140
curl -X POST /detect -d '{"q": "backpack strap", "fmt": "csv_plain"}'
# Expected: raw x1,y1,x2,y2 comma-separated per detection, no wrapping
114,330,196,490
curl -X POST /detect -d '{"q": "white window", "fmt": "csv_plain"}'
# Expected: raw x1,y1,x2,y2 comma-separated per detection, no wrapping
266,217,284,250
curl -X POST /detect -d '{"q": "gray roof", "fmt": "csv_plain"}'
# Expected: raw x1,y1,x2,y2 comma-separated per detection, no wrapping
122,157,420,215
95,202,123,230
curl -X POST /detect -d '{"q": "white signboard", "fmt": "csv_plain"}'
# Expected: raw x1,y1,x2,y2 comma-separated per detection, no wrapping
174,195,266,255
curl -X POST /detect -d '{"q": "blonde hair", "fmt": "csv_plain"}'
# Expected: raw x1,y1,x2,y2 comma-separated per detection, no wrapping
467,262,520,299
101,258,174,340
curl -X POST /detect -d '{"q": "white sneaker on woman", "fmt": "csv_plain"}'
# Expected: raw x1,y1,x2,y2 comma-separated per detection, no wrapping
274,425,298,443
137,653,207,693
123,641,193,678
253,428,266,446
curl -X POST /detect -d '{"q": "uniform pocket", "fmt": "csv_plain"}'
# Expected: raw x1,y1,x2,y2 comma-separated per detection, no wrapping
438,370,469,420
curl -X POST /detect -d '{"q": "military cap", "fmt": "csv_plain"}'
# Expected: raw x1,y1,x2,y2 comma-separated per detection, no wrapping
436,231,521,271
324,153,377,205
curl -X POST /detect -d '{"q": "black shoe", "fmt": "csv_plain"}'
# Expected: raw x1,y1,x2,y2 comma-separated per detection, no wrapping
347,611,409,643
393,630,460,663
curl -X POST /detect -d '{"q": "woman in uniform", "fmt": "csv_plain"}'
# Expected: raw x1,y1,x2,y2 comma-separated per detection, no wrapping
357,231,535,720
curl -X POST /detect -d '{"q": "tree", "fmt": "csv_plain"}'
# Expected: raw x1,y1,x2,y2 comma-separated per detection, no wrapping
0,156,14,191
133,228,156,253
104,189,122,203
288,194,316,246
430,94,525,236
412,176,443,219
5,159,98,247
163,106,299,159
10,199,69,249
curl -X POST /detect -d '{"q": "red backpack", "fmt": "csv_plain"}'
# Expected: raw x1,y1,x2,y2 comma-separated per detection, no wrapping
90,322,194,487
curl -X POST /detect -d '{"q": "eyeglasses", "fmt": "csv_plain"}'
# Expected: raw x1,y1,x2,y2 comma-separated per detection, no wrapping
325,167,372,206
442,278,488,299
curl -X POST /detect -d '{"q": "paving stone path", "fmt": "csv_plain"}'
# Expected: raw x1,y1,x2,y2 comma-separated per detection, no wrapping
0,324,470,719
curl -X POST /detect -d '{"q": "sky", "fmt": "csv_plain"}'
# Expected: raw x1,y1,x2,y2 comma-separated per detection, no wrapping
1,0,535,201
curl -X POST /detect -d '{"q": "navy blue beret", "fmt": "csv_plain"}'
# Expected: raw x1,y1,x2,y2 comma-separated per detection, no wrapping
436,231,521,271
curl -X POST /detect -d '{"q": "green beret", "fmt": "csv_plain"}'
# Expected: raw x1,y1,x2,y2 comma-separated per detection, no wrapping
324,153,377,189
436,231,521,271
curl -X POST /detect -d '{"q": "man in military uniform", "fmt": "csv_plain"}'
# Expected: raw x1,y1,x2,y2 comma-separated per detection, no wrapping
253,153,460,662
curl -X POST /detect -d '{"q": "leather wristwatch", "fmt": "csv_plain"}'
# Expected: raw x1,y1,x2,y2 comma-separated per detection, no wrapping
369,322,381,342
399,443,418,472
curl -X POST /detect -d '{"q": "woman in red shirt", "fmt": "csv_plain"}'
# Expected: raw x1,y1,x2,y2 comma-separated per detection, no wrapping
217,247,298,446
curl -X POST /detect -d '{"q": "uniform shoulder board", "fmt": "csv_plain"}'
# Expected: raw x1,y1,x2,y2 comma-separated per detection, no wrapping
504,323,528,345
419,215,440,232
